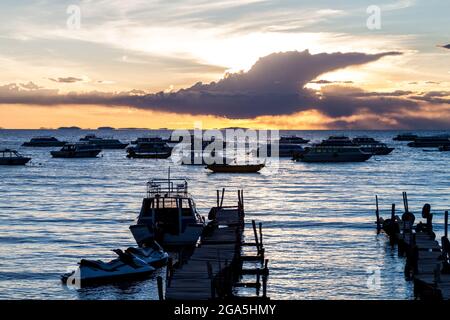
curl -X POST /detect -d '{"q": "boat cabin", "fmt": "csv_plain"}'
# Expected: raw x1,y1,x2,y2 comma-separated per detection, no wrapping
132,179,204,246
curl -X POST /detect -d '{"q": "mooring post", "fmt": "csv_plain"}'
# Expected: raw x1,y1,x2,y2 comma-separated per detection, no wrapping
262,265,268,298
252,220,260,253
241,190,244,210
238,190,241,208
259,222,263,249
217,190,220,208
256,272,261,296
166,257,173,287
391,203,396,221
375,195,381,231
157,276,164,301
445,211,449,239
220,188,225,207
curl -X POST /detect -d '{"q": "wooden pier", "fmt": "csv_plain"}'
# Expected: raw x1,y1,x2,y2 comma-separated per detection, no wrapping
163,189,269,300
376,193,450,300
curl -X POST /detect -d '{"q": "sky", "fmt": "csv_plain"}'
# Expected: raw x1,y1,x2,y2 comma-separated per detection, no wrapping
0,0,449,129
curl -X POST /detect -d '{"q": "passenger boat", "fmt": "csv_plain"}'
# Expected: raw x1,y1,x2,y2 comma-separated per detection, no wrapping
294,136,372,163
22,137,66,147
407,136,450,148
352,137,394,155
393,133,418,141
80,135,128,149
0,149,31,165
51,143,102,158
129,178,205,247
127,140,172,159
206,163,265,173
131,137,168,145
279,135,310,144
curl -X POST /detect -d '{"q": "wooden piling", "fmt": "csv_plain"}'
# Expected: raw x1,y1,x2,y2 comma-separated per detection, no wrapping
157,276,164,301
252,220,260,252
165,193,269,300
220,188,225,207
445,211,448,239
217,190,220,208
375,195,381,231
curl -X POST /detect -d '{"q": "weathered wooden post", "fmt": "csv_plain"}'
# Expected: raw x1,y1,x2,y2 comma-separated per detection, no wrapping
391,203,396,221
375,195,381,232
220,188,225,207
262,259,269,298
259,222,263,249
252,220,260,253
157,276,164,301
217,190,220,208
445,211,449,239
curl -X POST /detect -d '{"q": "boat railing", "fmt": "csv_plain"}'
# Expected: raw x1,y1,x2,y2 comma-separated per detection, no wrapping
146,179,190,198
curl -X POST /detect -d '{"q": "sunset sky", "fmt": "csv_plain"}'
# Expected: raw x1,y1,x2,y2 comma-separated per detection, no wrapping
0,0,449,129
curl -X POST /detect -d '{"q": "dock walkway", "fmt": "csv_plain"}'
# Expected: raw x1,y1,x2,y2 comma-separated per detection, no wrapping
376,194,449,300
164,190,268,300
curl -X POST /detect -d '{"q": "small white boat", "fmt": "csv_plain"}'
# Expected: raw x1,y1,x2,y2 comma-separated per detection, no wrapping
130,178,205,247
61,249,155,287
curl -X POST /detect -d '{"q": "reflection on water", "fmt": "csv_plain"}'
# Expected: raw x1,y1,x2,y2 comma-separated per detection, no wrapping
0,129,449,299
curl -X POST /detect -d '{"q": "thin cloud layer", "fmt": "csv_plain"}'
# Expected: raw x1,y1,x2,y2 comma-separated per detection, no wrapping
49,77,84,83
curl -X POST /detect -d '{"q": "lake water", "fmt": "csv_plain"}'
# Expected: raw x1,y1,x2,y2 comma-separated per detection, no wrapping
0,129,449,300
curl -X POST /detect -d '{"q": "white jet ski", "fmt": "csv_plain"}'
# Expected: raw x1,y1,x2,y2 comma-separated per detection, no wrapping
61,249,155,287
125,242,169,268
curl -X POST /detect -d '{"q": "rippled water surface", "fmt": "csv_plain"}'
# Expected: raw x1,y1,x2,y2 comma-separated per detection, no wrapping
0,129,449,300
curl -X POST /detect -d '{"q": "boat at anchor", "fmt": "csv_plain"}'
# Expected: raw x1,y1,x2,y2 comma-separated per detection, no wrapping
0,149,31,165
130,178,205,247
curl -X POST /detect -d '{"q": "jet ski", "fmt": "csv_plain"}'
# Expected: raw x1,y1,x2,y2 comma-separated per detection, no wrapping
125,242,169,268
61,249,155,287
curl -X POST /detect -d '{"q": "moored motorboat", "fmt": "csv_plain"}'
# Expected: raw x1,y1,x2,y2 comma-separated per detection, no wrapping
129,178,205,247
127,140,172,159
51,143,102,158
294,136,372,163
279,135,310,144
61,249,155,287
206,163,265,173
22,136,66,147
80,135,128,149
393,133,418,141
0,149,31,165
352,137,394,155
407,136,450,148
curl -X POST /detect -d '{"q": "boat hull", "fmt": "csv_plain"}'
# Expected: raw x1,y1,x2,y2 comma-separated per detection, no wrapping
408,141,450,148
61,265,154,287
360,147,394,155
127,152,171,159
206,163,265,173
51,150,101,158
299,153,372,163
0,157,31,165
22,142,66,147
130,223,204,247
90,143,128,150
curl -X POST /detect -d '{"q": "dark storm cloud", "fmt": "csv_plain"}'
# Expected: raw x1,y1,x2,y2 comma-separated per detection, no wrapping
409,91,450,104
0,50,404,118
